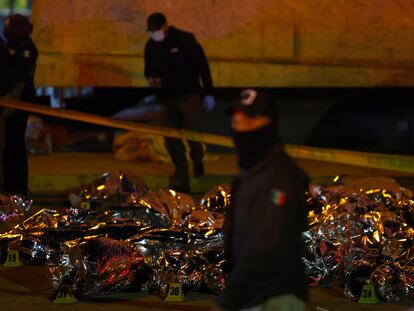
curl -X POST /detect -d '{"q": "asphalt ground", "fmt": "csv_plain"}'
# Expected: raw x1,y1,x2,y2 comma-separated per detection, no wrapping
1,263,414,311
27,152,414,195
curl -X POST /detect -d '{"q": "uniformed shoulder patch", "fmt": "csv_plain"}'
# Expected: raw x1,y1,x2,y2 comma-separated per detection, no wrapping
269,188,287,206
23,50,31,58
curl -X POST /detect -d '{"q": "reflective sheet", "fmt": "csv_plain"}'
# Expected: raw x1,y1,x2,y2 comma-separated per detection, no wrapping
0,193,32,222
304,177,414,302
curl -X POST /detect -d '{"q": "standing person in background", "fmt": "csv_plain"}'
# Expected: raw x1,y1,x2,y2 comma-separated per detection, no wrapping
0,37,12,190
219,89,309,311
144,12,215,193
2,14,38,195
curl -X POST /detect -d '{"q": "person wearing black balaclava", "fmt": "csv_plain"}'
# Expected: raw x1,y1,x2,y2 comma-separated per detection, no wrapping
2,14,38,195
218,89,309,311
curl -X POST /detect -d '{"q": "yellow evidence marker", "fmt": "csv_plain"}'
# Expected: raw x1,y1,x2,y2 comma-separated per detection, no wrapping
3,250,23,268
54,285,77,304
80,202,91,209
358,283,379,304
165,283,185,302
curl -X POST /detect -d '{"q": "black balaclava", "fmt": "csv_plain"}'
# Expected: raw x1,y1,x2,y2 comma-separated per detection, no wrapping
231,122,279,170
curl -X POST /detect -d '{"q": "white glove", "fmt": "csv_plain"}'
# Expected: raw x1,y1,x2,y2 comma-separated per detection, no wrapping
203,95,216,112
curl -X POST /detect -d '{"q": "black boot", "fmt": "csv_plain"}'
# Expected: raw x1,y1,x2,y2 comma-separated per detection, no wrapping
168,176,190,193
193,161,204,178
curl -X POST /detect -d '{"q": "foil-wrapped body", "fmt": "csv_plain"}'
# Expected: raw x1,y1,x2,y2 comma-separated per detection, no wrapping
304,177,414,302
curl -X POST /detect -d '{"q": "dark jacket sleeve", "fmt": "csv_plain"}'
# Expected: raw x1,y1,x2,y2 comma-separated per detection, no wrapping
190,35,213,95
144,41,153,79
8,37,37,100
0,39,12,96
222,178,239,273
12,39,37,83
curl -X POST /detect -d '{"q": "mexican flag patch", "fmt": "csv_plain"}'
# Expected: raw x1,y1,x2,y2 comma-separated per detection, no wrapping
269,188,287,206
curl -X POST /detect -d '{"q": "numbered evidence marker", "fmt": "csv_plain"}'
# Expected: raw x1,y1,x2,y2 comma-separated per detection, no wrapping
165,283,184,302
80,201,91,209
54,285,77,304
3,250,23,268
358,283,379,304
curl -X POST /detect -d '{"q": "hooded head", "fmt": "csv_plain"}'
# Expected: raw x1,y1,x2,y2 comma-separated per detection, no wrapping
3,14,33,45
229,89,279,169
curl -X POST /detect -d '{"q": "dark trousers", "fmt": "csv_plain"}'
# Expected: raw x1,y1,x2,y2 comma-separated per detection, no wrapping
160,93,203,188
3,110,29,195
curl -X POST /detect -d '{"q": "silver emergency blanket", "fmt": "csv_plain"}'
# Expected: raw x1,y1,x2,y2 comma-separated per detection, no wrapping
199,184,231,212
186,184,230,232
129,229,225,298
203,262,226,295
0,187,198,267
65,188,194,229
1,183,229,299
303,177,414,302
0,209,60,264
0,193,32,222
49,237,143,298
127,189,195,228
0,183,226,299
73,172,149,211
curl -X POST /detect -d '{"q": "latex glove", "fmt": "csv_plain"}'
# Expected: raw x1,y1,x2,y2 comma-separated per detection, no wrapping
147,76,161,88
203,95,216,112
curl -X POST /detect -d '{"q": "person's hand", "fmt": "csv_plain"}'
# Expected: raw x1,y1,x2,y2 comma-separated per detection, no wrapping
148,76,161,88
203,95,216,112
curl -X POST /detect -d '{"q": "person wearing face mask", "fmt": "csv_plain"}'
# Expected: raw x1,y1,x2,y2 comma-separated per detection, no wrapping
144,12,215,193
2,14,38,195
218,89,309,311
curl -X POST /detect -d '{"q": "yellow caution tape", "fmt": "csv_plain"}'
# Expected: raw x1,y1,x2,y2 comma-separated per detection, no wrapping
1,97,413,173
286,145,414,173
0,97,232,147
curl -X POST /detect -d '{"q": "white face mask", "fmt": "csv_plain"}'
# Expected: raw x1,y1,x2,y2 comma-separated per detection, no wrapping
151,30,165,42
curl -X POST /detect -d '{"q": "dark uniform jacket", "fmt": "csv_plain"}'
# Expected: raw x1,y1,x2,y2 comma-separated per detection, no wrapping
220,144,309,310
144,26,213,100
0,38,12,96
8,36,38,101
2,36,37,195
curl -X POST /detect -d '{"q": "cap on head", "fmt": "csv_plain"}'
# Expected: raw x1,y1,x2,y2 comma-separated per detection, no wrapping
234,89,274,120
3,14,33,40
146,12,167,31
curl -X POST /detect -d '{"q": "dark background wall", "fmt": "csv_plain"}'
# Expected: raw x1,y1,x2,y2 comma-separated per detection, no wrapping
62,87,414,155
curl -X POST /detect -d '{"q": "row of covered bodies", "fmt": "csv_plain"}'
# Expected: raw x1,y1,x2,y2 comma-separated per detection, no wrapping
0,172,414,303
0,172,228,299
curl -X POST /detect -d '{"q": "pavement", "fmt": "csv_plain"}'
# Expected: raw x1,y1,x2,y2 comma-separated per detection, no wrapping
27,152,414,195
1,264,414,310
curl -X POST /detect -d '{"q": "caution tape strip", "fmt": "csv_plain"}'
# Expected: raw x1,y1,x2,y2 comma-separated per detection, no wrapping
0,97,233,146
1,97,413,173
285,145,414,174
